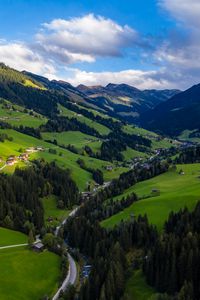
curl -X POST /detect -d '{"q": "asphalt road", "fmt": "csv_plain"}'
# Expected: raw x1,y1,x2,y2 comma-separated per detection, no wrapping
52,208,78,300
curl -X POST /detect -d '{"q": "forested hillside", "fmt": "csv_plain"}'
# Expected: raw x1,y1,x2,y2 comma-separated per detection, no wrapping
0,63,198,300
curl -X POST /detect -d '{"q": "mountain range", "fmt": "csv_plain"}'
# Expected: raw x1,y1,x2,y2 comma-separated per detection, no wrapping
3,63,200,139
141,83,200,136
77,83,179,122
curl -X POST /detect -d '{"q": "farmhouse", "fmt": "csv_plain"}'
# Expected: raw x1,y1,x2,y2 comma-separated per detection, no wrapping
106,165,113,171
26,147,35,153
6,156,17,165
32,242,44,252
35,146,44,151
82,191,92,200
19,153,29,161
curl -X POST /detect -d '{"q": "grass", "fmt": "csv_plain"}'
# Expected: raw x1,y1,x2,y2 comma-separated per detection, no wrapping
123,125,175,150
122,147,147,160
0,247,61,300
124,270,155,300
23,79,46,90
123,125,158,137
178,129,200,143
0,100,47,128
59,104,110,135
42,131,102,152
101,164,200,231
0,227,27,246
0,129,127,190
42,195,70,225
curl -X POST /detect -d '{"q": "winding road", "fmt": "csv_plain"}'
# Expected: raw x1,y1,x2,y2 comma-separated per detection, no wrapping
52,207,79,300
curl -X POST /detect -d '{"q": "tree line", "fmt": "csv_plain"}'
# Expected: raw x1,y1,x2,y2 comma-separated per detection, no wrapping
0,160,79,234
143,202,200,300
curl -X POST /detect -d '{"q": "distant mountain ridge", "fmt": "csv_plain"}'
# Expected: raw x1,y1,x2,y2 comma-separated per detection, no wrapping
141,83,200,136
77,83,180,122
0,63,180,124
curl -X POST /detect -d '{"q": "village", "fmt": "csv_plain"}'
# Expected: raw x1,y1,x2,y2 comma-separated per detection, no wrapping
1,146,45,168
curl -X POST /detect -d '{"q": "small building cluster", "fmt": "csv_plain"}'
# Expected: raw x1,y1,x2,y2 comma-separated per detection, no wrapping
5,146,45,166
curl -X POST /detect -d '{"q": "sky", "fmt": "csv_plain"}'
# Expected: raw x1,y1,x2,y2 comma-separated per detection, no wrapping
0,0,199,90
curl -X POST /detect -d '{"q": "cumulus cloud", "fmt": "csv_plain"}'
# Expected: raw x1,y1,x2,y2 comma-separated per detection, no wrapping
159,0,200,28
35,14,138,64
0,40,56,77
1,8,200,90
150,0,200,89
63,68,176,90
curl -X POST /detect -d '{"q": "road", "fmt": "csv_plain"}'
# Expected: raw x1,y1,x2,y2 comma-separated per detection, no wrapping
52,253,77,300
0,164,6,171
0,243,28,250
52,207,79,300
0,237,41,250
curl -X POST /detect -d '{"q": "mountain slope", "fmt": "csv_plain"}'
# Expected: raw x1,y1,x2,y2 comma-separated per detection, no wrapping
142,83,200,136
77,83,180,122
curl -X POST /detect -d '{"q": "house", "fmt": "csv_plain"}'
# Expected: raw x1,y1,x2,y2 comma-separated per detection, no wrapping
81,191,92,200
106,165,113,171
47,216,54,223
26,147,35,153
6,156,17,165
179,170,185,175
32,242,44,252
19,153,29,161
35,146,44,151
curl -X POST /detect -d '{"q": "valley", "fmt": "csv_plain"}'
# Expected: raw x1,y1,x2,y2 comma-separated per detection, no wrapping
0,64,199,300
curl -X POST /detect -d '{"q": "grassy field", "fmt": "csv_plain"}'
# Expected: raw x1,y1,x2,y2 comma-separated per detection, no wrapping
178,129,200,143
0,247,61,300
0,101,47,128
122,147,148,161
0,129,127,190
42,195,70,226
102,164,200,230
123,125,175,150
124,270,155,300
0,227,27,246
123,125,158,137
23,79,46,90
42,131,102,152
59,104,110,135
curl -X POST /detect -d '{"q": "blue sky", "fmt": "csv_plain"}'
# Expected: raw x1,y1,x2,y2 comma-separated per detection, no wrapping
0,0,199,89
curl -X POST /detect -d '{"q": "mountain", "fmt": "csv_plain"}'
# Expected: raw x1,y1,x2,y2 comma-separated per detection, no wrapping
0,63,180,126
141,83,200,136
77,83,180,122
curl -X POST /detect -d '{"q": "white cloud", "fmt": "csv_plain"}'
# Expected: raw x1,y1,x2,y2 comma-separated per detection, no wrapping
0,40,56,77
1,9,200,91
62,68,175,90
36,14,138,64
159,0,200,28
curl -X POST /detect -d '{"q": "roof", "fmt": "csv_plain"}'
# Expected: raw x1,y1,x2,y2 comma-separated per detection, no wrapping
33,242,44,249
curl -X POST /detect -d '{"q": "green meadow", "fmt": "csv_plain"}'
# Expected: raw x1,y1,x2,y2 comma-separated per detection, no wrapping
0,227,27,247
42,195,70,225
123,125,174,150
122,147,148,160
124,270,156,300
178,129,200,143
0,101,47,128
0,247,61,300
102,164,200,231
42,130,102,152
59,104,110,135
0,129,126,190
